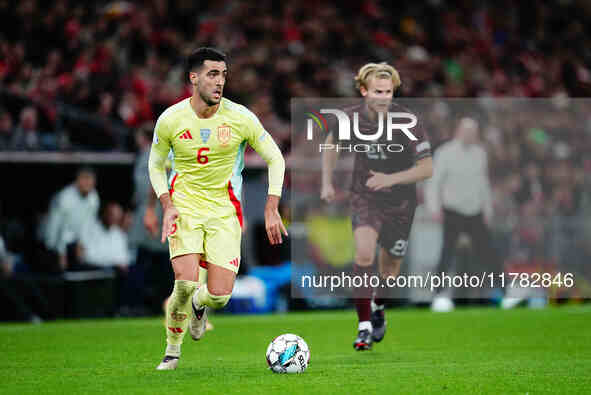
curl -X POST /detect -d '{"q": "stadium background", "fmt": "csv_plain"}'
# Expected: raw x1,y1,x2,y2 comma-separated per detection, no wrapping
1,0,591,320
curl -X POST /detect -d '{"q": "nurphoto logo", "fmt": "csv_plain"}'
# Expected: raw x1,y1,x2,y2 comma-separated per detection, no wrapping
305,109,418,153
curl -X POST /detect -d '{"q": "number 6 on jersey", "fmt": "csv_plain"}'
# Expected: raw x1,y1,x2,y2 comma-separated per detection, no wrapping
197,147,210,164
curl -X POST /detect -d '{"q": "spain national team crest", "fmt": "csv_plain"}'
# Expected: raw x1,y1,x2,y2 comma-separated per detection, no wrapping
217,124,232,146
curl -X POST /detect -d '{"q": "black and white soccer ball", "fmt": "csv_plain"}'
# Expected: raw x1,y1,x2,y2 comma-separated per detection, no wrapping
265,333,310,373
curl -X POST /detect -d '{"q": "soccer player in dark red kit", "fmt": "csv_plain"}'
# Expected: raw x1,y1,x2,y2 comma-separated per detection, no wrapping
321,63,433,350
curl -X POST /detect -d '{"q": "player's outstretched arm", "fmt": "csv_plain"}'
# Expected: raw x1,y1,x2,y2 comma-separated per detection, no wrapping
321,132,339,202
366,156,433,191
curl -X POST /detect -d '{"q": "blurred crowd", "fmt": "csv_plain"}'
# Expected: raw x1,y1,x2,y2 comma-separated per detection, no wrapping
2,0,591,320
1,0,591,153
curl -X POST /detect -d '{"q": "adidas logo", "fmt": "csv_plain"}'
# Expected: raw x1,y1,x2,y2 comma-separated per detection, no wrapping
229,258,239,267
179,130,193,140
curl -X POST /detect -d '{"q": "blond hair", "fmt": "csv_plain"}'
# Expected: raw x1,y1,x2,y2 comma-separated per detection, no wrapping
354,62,401,91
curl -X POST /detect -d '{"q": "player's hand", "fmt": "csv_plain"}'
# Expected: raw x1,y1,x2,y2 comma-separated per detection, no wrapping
144,206,159,237
321,183,336,202
265,198,288,245
161,206,179,243
366,170,397,191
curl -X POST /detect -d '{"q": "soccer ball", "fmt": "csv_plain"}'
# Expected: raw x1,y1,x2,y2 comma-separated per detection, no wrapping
265,333,310,373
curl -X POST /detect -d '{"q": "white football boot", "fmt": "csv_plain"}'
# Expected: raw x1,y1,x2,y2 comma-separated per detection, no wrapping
156,356,179,370
189,292,208,341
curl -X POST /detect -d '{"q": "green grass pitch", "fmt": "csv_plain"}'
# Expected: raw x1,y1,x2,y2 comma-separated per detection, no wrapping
1,306,590,394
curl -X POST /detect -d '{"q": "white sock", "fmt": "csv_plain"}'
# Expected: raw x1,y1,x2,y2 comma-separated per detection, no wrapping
358,321,372,332
165,343,181,358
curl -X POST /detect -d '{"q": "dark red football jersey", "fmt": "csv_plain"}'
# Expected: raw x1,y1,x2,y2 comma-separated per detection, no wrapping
328,102,431,202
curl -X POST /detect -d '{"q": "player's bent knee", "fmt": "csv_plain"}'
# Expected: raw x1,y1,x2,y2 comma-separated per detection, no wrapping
199,285,232,309
208,293,231,309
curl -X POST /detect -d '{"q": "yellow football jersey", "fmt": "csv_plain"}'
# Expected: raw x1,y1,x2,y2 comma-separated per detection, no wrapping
148,97,284,218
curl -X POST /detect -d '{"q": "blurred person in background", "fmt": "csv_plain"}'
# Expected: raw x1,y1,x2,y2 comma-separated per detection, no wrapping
42,167,99,271
10,106,41,151
75,201,132,311
426,117,496,312
78,202,130,270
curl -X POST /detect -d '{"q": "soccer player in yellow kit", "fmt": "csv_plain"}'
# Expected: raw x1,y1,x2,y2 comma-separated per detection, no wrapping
149,48,287,370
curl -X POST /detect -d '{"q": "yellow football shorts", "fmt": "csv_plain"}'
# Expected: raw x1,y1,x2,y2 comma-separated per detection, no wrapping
168,212,242,273
167,184,243,274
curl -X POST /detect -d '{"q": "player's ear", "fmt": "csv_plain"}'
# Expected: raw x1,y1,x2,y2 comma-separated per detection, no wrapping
189,71,198,85
359,85,368,97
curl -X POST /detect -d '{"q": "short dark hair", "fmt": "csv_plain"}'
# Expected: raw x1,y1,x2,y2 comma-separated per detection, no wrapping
77,166,96,178
186,47,227,73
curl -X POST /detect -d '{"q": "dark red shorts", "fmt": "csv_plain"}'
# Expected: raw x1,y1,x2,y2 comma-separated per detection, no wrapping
350,192,417,257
